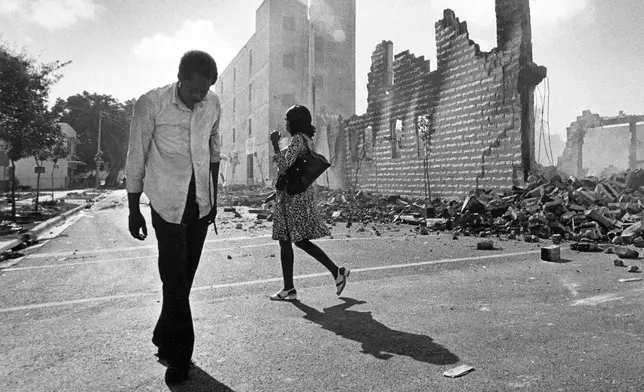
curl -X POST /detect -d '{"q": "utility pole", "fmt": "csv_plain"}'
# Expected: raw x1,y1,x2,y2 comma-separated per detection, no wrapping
95,110,103,189
308,0,316,127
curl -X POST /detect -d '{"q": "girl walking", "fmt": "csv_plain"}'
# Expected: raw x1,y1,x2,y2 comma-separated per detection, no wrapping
268,105,350,301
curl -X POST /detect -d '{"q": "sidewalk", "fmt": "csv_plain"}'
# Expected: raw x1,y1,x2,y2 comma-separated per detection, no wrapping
0,189,110,255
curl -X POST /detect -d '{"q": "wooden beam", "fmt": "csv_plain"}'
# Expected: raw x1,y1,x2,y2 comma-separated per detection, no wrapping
630,121,637,169
600,115,644,127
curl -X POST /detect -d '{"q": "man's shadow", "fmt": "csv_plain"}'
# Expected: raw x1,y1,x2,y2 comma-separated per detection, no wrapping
165,366,235,391
291,298,459,365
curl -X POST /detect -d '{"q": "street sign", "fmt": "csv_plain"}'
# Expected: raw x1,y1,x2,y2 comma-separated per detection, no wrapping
34,166,45,174
246,137,256,155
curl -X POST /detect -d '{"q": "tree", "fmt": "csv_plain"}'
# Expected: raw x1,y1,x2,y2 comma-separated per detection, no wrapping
417,112,435,200
48,131,70,200
28,118,69,212
52,94,133,187
0,42,70,218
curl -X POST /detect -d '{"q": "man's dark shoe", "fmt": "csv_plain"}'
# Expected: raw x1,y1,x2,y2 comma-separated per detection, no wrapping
165,362,193,384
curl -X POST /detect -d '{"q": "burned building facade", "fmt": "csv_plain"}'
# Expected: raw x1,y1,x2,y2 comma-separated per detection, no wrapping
336,0,546,199
557,110,644,178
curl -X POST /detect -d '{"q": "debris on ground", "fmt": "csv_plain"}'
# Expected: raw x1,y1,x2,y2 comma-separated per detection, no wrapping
443,364,475,378
541,245,561,262
214,168,644,255
619,277,643,283
627,265,640,273
612,246,639,259
477,240,495,250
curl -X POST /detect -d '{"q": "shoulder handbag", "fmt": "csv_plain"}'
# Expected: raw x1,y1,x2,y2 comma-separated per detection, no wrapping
276,135,331,195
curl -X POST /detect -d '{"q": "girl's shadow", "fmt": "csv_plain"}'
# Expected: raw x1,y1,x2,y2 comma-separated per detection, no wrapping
291,298,459,365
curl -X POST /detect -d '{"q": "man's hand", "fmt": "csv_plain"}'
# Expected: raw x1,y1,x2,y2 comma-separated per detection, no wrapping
128,210,148,240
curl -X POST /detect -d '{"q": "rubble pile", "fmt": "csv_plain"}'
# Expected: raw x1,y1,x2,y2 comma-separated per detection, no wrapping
316,168,644,245
219,168,644,246
219,185,275,207
446,168,644,244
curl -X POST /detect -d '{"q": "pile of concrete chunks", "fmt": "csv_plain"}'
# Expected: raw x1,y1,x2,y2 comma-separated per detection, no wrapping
455,168,644,244
239,168,644,259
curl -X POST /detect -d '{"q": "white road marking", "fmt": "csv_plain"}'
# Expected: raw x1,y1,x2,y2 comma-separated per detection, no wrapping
0,250,539,313
571,288,644,306
570,293,625,306
25,234,400,259
3,236,405,271
25,234,274,258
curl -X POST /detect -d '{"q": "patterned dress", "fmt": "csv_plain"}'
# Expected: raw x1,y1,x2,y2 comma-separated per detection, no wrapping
271,133,331,243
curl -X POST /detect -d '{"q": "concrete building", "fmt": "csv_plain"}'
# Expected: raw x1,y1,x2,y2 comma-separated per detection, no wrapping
214,0,356,186
11,123,80,190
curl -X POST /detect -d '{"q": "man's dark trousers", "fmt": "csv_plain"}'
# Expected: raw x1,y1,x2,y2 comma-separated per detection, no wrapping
150,177,209,366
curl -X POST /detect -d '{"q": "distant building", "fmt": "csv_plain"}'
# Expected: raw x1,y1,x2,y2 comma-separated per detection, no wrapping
214,0,356,185
11,123,81,190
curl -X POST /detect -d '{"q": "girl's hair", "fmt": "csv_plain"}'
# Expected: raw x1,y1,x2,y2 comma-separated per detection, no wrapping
286,104,316,137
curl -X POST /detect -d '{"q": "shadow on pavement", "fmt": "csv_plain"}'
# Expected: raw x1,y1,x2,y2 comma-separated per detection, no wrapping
291,297,459,365
166,366,235,391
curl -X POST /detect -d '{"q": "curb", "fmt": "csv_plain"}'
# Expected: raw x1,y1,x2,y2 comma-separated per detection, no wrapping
26,203,89,241
0,191,112,255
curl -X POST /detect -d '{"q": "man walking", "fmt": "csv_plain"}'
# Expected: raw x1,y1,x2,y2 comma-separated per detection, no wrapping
125,50,221,383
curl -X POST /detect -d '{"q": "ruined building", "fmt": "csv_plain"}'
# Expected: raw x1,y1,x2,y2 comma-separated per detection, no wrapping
326,0,547,199
557,110,644,178
214,0,356,186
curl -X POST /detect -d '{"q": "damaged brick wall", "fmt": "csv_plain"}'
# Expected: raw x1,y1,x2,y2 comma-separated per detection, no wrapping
342,0,544,199
557,110,602,178
558,111,644,178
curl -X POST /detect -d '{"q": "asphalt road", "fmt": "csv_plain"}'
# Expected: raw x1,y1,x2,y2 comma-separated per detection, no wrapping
1,190,643,392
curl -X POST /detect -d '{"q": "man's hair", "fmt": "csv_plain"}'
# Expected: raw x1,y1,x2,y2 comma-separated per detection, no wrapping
178,50,218,85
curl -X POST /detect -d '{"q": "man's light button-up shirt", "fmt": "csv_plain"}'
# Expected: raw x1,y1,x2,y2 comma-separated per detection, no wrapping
125,82,221,224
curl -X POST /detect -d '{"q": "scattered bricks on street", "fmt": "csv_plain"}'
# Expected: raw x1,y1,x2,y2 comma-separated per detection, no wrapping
613,246,639,259
248,209,270,215
477,240,494,250
621,232,636,244
633,237,644,248
619,277,643,282
443,365,475,378
622,221,643,237
541,246,561,262
211,169,644,246
574,188,598,206
571,242,599,252
585,209,615,229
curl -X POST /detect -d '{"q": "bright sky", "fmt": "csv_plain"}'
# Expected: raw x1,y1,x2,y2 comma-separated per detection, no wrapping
1,0,643,151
